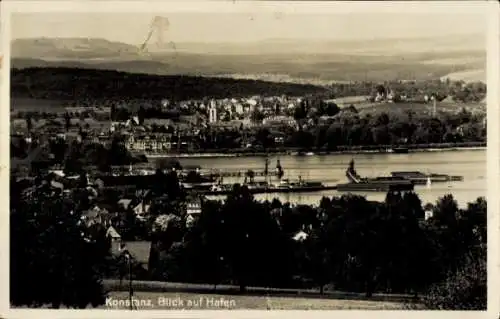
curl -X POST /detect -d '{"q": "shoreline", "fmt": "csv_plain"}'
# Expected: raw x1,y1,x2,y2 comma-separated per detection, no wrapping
143,145,486,159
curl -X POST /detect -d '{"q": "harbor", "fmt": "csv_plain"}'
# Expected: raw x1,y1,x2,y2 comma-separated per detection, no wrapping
172,149,485,207
183,158,463,196
147,147,476,202
85,149,482,206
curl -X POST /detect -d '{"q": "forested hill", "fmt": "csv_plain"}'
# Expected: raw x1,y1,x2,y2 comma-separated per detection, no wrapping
11,67,329,101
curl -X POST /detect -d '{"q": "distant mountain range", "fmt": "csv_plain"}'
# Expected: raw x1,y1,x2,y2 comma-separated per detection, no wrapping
11,35,486,83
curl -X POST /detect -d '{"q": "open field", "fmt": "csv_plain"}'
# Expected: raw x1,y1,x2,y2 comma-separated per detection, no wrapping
357,101,485,116
11,97,69,112
102,291,411,310
421,57,484,65
327,95,371,106
99,279,418,310
441,69,486,83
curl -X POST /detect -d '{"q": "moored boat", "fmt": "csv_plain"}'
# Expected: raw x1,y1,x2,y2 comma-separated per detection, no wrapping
336,159,414,192
200,182,336,196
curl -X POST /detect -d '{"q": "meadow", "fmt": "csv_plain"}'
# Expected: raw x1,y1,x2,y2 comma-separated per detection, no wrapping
356,101,486,116
103,291,411,310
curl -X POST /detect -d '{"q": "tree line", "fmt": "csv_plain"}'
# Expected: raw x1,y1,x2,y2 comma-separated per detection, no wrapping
11,68,486,103
146,186,485,306
11,67,329,101
199,107,485,150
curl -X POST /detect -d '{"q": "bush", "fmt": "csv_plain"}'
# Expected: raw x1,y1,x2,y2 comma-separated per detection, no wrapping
421,246,486,310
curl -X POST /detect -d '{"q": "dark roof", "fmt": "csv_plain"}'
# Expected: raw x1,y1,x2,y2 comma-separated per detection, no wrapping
123,241,152,266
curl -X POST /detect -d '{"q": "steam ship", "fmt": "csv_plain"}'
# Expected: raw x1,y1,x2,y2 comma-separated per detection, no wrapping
336,159,414,192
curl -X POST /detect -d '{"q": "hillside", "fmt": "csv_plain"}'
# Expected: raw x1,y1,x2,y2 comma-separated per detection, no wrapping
12,35,484,57
10,37,485,83
10,67,329,102
11,55,481,84
11,37,140,59
441,69,486,83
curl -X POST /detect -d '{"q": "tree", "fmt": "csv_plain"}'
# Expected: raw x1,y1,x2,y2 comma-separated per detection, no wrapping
25,114,33,132
138,106,146,125
110,104,117,121
255,128,274,149
10,182,107,308
250,110,264,123
64,112,71,132
375,84,386,97
293,102,307,121
420,245,486,310
108,135,131,166
245,170,255,183
432,194,459,227
305,226,332,294
186,199,227,288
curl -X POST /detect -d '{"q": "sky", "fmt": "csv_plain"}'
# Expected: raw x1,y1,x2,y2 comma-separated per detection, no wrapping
12,11,486,44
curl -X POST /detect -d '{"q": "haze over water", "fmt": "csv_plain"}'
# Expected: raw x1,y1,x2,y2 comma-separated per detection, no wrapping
166,149,486,208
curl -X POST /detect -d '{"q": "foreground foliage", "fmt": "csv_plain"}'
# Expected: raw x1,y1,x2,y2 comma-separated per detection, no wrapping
10,180,109,308
421,245,486,310
10,173,486,309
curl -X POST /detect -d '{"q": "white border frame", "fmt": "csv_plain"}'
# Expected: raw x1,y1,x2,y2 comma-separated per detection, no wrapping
1,1,498,318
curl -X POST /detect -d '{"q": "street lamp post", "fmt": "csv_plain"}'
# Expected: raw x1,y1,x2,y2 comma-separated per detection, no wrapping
124,251,133,310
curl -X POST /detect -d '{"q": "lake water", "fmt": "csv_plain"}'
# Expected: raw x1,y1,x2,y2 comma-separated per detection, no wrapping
160,149,486,207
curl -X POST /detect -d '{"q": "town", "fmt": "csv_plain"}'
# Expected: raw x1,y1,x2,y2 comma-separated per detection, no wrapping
10,70,487,310
11,73,486,159
8,5,488,310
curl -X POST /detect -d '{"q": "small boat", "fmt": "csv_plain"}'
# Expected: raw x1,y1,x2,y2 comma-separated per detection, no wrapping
336,159,414,192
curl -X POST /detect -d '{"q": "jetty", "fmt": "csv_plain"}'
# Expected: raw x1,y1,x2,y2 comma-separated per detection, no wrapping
197,184,338,196
204,169,279,178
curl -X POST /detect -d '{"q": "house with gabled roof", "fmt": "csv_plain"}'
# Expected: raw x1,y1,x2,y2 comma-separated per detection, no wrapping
106,225,122,254
133,201,151,221
117,198,132,210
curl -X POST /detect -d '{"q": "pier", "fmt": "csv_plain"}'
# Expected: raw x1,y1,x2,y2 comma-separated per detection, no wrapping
203,170,279,178
196,185,339,196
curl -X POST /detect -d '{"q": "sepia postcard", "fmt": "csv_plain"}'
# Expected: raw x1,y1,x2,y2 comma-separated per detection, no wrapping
0,1,499,318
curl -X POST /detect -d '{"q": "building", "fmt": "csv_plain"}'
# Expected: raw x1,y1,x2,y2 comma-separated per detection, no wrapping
125,134,172,152
186,198,202,215
106,226,122,254
91,133,111,147
186,197,202,228
262,116,297,128
117,199,133,210
133,201,151,221
208,100,218,123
